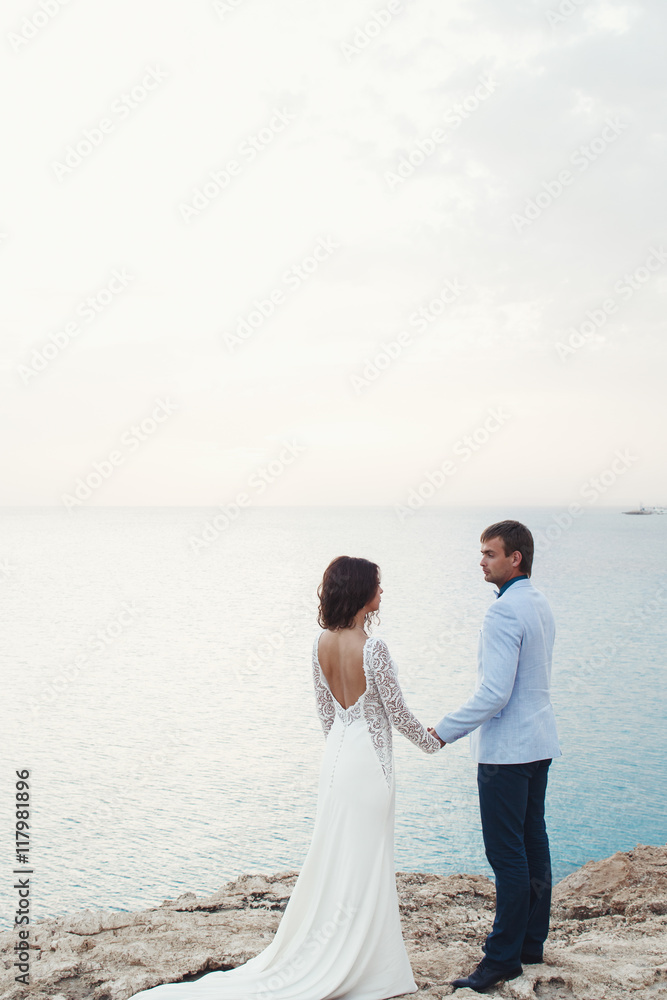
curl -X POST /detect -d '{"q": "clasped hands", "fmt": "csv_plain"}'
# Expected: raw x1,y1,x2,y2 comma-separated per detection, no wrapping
428,727,446,747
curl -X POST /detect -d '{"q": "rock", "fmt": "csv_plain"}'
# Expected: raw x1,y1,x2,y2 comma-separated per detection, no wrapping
1,847,666,999
553,843,667,920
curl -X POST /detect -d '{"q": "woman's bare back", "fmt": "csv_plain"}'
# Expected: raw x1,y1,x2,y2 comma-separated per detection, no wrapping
317,628,368,709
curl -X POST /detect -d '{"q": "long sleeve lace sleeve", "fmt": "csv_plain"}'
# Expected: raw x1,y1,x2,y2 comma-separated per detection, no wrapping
371,639,441,753
312,636,335,737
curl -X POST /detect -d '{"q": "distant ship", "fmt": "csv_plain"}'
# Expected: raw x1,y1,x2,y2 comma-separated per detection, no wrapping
622,504,666,515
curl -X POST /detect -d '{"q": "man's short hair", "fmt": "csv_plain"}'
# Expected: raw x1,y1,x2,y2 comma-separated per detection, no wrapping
480,520,534,577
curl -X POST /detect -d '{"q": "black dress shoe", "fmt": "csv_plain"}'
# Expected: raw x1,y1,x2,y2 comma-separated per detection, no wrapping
521,952,543,964
452,958,523,993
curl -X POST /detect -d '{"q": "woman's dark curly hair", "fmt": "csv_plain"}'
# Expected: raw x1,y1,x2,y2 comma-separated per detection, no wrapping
317,556,381,631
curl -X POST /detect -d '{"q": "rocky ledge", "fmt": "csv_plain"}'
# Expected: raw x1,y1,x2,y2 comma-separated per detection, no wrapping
2,844,666,1000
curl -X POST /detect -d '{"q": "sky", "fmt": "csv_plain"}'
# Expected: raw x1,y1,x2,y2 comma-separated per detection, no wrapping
1,0,666,508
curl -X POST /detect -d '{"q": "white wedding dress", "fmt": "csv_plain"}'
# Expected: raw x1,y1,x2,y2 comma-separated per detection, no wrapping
130,633,440,1000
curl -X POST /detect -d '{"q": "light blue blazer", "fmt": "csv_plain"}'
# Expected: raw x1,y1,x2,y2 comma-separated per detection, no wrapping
435,578,562,764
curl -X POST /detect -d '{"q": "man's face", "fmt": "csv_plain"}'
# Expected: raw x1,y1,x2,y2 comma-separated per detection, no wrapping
480,536,521,588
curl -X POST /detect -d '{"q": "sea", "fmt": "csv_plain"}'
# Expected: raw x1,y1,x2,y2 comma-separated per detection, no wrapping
1,505,666,930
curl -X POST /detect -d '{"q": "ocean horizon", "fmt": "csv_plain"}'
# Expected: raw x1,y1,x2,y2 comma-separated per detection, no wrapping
1,504,666,929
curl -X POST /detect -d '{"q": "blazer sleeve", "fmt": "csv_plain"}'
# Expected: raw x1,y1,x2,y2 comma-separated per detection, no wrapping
434,600,522,744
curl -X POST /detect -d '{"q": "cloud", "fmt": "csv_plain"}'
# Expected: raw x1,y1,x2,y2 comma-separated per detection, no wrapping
3,0,665,506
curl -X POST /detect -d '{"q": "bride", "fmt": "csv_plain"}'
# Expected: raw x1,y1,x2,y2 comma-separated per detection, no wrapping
130,556,441,1000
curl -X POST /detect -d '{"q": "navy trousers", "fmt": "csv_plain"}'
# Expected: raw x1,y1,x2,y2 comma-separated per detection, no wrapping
477,758,553,970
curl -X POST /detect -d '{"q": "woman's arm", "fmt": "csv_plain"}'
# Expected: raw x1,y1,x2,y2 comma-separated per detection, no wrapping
312,636,335,737
371,639,441,753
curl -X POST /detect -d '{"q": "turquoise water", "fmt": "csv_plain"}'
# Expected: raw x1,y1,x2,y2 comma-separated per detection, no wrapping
1,505,665,928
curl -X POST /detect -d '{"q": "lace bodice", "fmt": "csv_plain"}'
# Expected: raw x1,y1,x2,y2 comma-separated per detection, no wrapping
312,632,440,784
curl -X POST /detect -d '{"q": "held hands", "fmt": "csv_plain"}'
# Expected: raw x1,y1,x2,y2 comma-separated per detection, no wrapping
428,727,446,748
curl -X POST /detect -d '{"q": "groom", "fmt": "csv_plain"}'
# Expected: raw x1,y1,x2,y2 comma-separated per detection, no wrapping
430,520,561,994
